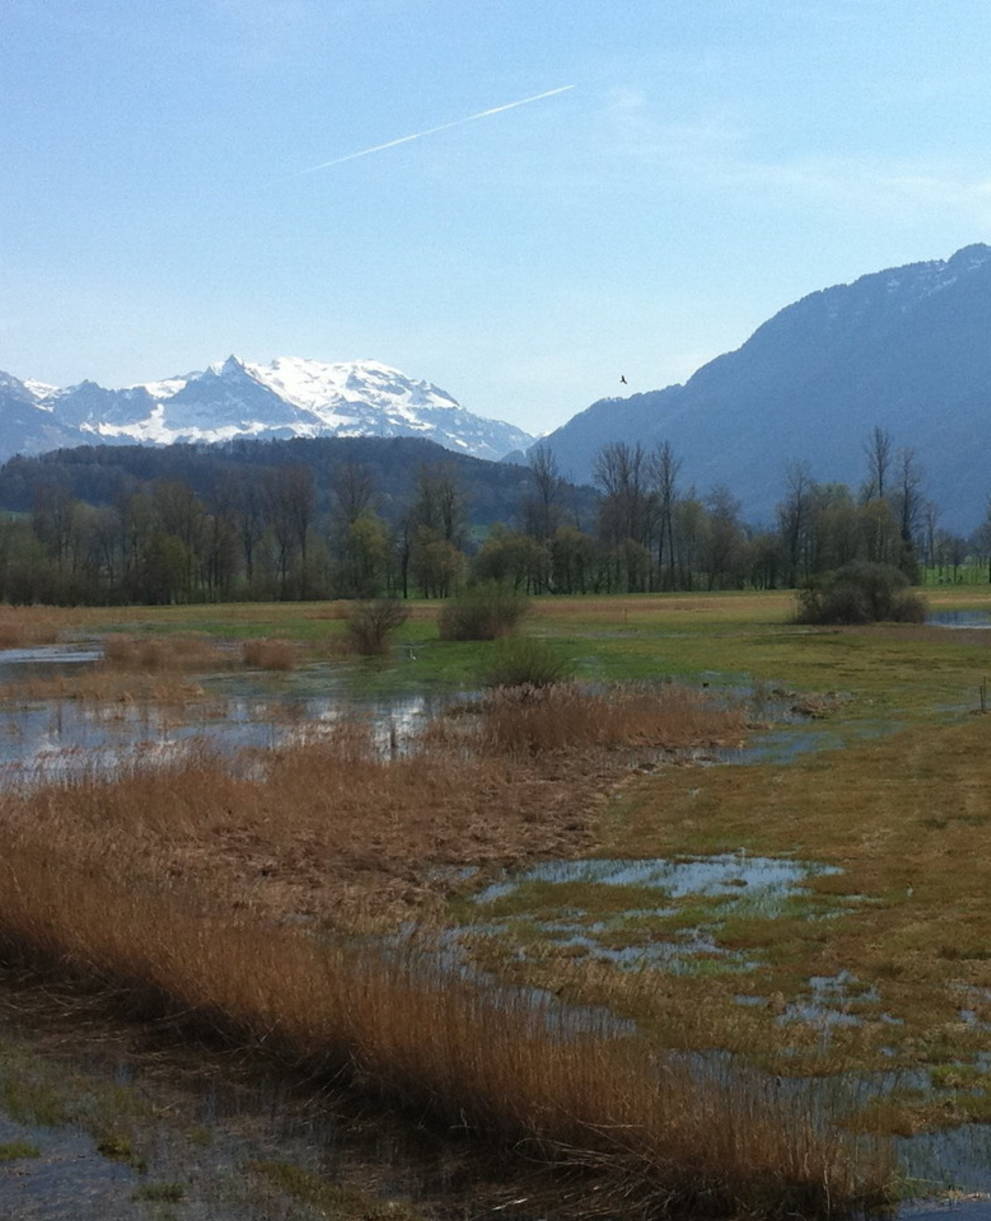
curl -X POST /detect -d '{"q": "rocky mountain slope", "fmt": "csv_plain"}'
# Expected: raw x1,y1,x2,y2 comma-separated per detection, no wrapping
536,244,991,529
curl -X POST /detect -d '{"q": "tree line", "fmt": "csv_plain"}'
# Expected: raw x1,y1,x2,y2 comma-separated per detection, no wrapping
0,428,985,605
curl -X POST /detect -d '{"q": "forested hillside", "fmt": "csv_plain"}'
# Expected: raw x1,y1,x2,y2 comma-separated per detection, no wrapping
0,435,597,530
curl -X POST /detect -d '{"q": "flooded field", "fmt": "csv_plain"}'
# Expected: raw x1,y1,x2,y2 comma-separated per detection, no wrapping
0,593,989,1217
0,642,455,785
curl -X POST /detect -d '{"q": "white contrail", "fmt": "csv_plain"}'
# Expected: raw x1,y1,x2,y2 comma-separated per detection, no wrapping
298,85,575,174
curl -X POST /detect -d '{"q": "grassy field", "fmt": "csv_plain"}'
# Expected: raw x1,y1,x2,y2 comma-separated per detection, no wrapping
1,586,990,1211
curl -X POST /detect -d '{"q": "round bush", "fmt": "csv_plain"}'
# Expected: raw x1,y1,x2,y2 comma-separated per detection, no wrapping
345,599,410,655
796,562,927,625
483,637,573,690
437,582,530,641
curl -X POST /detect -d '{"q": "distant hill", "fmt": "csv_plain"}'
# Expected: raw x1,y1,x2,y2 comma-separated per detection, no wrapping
0,436,599,534
536,244,991,530
0,356,534,465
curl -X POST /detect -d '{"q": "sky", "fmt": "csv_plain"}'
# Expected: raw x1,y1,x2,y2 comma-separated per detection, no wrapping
4,0,991,436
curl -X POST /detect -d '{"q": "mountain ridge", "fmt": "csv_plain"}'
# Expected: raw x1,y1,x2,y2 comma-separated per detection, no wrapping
536,243,991,530
0,356,533,464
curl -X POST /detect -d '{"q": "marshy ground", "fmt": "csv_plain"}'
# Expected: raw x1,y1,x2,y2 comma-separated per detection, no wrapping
0,588,989,1217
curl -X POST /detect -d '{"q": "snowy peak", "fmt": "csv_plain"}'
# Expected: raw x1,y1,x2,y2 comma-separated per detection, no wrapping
0,355,533,463
245,356,461,419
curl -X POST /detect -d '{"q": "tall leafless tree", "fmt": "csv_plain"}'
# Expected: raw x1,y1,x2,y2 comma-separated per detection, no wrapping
523,445,565,541
650,440,682,589
863,425,893,501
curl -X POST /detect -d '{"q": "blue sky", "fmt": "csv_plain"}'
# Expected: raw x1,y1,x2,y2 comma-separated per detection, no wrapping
4,0,991,434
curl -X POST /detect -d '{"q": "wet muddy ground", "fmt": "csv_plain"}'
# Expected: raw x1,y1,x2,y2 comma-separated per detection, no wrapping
0,638,988,1217
0,979,551,1221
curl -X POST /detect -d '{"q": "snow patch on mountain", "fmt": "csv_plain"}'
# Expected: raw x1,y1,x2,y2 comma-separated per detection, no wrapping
22,379,59,404
1,355,533,464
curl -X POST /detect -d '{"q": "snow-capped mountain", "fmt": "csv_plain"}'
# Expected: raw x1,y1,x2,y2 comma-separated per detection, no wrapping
0,357,533,462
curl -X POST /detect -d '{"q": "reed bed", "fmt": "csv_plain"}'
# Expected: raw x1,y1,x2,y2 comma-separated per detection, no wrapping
240,637,298,670
0,608,69,648
0,672,206,704
0,683,748,925
0,735,596,927
472,683,747,757
0,831,892,1217
102,633,234,671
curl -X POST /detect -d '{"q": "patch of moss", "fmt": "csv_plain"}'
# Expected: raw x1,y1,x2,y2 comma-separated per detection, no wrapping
132,1181,185,1202
0,1140,40,1160
248,1160,423,1219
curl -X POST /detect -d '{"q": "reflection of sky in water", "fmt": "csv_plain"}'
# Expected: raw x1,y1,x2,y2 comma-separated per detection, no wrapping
0,646,103,667
475,853,841,903
0,690,447,787
927,609,991,629
468,855,843,974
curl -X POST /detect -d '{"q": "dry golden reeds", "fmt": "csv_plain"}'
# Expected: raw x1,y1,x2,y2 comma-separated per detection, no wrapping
0,609,65,649
0,830,892,1217
240,638,298,670
0,683,894,1214
475,683,746,757
102,634,233,672
0,672,205,704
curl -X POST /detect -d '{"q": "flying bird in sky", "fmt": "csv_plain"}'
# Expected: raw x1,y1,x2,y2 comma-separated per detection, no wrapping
620,375,628,384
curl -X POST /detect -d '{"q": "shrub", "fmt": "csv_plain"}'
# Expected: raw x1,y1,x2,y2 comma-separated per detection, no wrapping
483,636,572,690
795,562,927,625
345,599,410,656
437,582,529,641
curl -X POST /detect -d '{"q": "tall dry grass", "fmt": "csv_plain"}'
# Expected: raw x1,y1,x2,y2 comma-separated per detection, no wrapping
0,672,205,704
0,828,891,1217
0,734,591,928
0,608,67,648
0,686,893,1213
472,683,746,757
102,634,233,671
240,638,298,670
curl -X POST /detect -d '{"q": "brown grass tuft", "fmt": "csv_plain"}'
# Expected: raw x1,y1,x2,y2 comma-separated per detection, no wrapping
241,638,298,670
473,683,746,757
0,609,65,649
0,672,205,704
0,824,891,1217
102,634,233,672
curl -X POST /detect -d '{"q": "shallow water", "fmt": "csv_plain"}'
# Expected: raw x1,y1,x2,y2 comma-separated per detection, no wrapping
0,646,981,1213
474,852,842,904
0,992,503,1221
463,854,846,977
0,645,103,668
0,653,855,787
928,610,991,629
0,686,456,787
